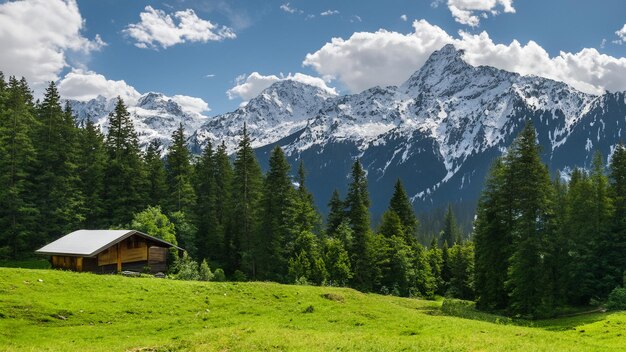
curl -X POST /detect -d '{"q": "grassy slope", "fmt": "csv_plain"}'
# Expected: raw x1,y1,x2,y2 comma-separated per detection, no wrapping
0,268,625,351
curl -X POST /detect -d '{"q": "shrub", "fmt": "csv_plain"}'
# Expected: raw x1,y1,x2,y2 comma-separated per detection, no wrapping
232,270,247,282
198,259,214,281
606,287,626,311
212,268,226,282
172,252,199,281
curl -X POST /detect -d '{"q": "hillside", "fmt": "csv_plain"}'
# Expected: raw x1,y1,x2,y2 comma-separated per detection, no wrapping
1,268,624,351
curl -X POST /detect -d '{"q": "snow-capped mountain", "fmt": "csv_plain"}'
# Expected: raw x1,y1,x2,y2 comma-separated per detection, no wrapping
67,92,207,149
70,44,626,219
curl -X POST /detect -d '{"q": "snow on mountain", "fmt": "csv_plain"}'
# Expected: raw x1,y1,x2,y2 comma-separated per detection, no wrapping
68,44,625,219
67,92,207,149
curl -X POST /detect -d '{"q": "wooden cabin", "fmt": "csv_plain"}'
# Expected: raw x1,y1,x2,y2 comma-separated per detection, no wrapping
35,230,183,274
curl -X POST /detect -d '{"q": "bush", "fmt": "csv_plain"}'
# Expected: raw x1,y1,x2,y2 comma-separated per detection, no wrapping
172,252,199,281
198,259,213,281
212,268,226,282
232,270,247,282
606,287,626,311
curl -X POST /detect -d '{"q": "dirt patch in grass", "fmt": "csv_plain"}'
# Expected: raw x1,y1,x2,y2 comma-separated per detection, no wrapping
321,293,344,302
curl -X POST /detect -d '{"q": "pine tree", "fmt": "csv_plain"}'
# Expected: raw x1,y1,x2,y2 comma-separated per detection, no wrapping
440,204,461,246
214,142,233,269
231,124,263,277
427,239,445,295
165,123,196,214
609,144,626,293
447,242,475,300
104,97,147,226
323,236,352,286
473,158,512,310
291,161,321,234
344,159,374,291
548,171,569,306
505,122,555,318
78,119,107,228
0,75,38,258
33,82,84,243
587,151,617,298
194,142,219,262
389,179,418,244
326,189,344,236
144,139,167,207
259,146,294,280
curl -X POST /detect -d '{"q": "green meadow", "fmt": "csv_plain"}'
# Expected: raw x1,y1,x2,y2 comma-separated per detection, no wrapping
1,267,625,351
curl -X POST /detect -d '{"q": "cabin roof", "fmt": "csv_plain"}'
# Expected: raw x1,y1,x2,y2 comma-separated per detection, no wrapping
35,229,182,257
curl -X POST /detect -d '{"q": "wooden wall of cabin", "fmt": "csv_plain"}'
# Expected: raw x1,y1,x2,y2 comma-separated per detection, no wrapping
51,256,83,271
97,235,149,266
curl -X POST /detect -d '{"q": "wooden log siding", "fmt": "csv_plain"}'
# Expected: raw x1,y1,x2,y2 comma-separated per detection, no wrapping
98,236,149,266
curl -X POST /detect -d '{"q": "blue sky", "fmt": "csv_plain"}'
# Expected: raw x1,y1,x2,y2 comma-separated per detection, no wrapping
1,0,626,115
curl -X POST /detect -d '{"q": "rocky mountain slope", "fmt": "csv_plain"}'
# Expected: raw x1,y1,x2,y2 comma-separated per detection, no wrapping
69,44,626,220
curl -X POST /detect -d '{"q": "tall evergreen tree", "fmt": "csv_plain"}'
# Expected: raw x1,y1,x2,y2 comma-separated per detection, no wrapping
104,97,147,226
0,76,38,257
440,204,461,246
389,179,419,245
165,123,196,214
609,144,626,293
473,158,512,310
214,142,233,269
345,159,374,291
78,119,107,228
259,146,294,280
326,189,344,236
194,142,219,261
230,124,263,277
33,82,84,243
144,139,167,207
505,122,555,318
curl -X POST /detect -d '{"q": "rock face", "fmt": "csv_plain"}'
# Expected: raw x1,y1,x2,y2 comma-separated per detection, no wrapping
69,44,626,219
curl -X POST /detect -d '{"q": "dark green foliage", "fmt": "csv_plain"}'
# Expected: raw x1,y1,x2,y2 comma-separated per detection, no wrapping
213,142,233,268
344,160,374,291
165,123,196,214
193,142,219,262
608,145,626,294
287,230,327,285
78,119,107,228
230,124,263,277
0,76,38,258
170,211,197,259
33,82,85,244
389,179,418,244
104,97,147,226
605,287,626,311
440,205,461,246
144,140,167,207
326,189,344,236
446,243,474,300
323,237,352,286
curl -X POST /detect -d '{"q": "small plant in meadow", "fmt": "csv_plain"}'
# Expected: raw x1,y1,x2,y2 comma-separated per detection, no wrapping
232,270,247,282
212,268,226,282
199,259,214,281
606,287,626,311
172,252,200,281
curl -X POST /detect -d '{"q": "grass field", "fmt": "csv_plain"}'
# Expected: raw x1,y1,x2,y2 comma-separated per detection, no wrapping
1,268,625,351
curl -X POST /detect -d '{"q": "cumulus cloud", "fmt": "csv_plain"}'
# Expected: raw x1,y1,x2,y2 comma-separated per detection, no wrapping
320,10,340,16
171,95,210,113
280,3,302,14
303,19,626,95
0,0,105,92
58,70,141,104
616,24,626,44
124,6,236,49
400,14,408,22
447,0,515,27
227,72,338,101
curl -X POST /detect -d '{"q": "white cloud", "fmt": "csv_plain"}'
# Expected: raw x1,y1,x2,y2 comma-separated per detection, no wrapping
350,15,362,23
0,0,105,92
447,0,515,27
303,19,626,95
124,6,236,49
171,95,210,113
616,24,626,44
280,3,302,14
321,10,340,16
227,72,337,101
58,69,141,104
303,20,452,92
205,74,216,78
400,14,408,22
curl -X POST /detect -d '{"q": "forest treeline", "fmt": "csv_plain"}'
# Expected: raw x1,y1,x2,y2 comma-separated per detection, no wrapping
1,75,625,318
0,76,471,299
